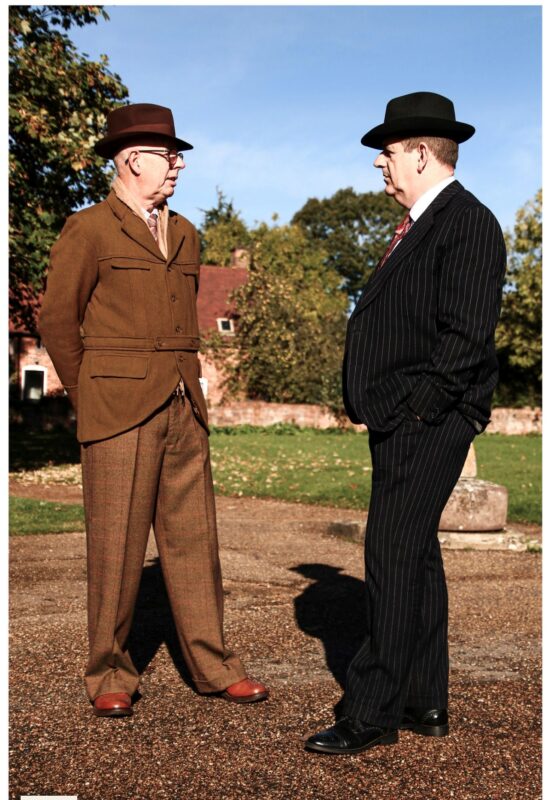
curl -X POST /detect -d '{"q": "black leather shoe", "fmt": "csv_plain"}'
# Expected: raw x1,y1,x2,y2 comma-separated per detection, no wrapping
399,707,449,737
305,717,398,755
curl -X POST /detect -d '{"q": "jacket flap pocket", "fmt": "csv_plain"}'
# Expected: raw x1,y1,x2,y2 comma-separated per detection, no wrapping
90,355,149,379
174,259,199,275
110,257,152,270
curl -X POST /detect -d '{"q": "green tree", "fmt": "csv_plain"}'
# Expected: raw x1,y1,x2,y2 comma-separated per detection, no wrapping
495,189,542,406
199,189,251,266
214,223,348,411
292,187,403,301
9,5,128,332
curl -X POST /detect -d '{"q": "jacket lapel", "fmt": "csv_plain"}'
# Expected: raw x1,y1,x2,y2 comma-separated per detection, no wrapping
166,213,187,266
106,191,167,261
351,180,464,318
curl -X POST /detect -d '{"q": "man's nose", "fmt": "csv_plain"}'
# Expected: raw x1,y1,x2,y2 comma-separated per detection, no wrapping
373,153,385,168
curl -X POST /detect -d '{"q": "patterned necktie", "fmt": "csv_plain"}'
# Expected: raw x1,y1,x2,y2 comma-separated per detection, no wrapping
377,213,413,271
146,210,159,242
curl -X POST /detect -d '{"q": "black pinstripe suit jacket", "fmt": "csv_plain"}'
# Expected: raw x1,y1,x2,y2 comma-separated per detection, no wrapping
343,180,506,432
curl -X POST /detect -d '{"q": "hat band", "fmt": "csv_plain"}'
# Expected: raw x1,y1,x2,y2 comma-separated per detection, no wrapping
109,121,175,136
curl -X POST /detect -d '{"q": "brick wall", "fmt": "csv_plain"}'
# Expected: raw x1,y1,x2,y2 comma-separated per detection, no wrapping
485,406,542,435
209,400,542,435
12,336,64,398
208,400,362,430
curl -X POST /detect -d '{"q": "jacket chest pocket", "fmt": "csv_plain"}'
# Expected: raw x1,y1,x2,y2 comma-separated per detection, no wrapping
168,259,200,334
173,259,199,287
110,257,153,270
107,257,156,332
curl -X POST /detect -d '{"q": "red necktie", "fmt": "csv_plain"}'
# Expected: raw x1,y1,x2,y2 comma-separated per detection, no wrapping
377,213,413,271
147,210,159,242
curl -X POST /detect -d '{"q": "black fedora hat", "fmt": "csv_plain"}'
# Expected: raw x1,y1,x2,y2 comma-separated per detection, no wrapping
361,92,475,149
94,103,193,158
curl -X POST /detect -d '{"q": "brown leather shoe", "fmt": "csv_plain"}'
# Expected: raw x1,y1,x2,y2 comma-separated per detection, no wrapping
220,678,269,704
92,692,133,717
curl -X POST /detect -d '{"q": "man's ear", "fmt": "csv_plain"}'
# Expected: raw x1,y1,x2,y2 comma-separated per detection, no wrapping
417,142,429,173
127,149,142,176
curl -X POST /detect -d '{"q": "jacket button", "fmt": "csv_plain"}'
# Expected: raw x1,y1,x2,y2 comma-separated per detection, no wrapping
171,294,176,302
178,354,184,362
175,325,182,333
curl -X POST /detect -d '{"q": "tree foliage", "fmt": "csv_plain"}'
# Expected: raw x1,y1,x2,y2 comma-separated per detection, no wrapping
495,189,542,405
211,223,348,411
9,5,128,332
291,187,403,301
199,189,251,266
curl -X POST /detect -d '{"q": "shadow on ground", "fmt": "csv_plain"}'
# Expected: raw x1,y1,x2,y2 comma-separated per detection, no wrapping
291,563,366,690
128,559,368,700
127,557,195,691
9,425,79,471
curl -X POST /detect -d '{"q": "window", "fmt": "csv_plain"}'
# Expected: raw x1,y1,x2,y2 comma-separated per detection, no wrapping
216,318,234,334
22,366,47,402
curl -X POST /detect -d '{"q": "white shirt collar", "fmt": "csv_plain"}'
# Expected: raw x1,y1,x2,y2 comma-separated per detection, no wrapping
409,175,456,222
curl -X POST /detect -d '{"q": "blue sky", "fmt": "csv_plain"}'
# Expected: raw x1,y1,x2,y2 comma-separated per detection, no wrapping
72,5,542,234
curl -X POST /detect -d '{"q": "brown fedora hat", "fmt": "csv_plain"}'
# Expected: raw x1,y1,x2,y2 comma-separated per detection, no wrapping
94,103,193,158
361,92,475,150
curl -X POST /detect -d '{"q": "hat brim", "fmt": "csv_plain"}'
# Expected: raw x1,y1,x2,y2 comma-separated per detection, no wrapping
94,131,193,159
361,117,475,149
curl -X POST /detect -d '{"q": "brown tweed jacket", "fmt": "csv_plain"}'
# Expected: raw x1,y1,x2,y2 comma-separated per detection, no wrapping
39,190,208,443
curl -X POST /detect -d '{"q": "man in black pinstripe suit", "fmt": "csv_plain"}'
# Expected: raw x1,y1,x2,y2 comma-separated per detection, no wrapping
306,92,506,755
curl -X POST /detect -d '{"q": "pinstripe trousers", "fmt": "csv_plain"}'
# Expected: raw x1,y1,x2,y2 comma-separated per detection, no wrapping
81,391,246,701
344,409,476,727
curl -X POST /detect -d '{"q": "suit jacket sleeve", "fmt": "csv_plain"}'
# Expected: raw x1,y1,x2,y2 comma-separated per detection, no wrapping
407,204,506,421
38,215,99,410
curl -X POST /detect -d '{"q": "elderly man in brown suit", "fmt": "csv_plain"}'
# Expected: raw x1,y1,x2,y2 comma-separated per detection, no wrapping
39,103,268,717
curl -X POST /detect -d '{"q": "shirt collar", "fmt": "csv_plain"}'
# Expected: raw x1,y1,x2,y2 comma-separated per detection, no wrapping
409,175,456,222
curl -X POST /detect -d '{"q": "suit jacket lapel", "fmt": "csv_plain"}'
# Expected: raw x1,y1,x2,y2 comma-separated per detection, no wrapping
106,191,165,260
351,180,464,318
166,213,187,266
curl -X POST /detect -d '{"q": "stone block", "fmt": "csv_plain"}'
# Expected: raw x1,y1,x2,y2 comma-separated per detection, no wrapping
327,521,365,543
460,443,477,478
438,530,534,551
439,478,508,532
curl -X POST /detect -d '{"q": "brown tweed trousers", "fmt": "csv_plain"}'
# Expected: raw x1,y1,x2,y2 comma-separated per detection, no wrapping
81,390,246,700
39,189,246,701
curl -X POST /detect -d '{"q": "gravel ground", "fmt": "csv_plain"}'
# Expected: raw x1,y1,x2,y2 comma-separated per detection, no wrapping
9,495,541,800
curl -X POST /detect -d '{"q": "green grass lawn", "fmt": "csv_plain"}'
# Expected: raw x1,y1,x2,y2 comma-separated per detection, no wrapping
209,426,542,524
474,434,542,524
9,497,85,535
210,426,374,509
9,425,541,534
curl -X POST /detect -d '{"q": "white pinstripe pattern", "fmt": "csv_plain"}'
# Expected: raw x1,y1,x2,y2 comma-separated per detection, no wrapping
340,180,506,727
343,411,475,727
343,181,506,433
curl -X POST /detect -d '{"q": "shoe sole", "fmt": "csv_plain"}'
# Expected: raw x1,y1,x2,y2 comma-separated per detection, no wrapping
399,722,449,737
220,691,269,704
93,707,133,718
305,730,398,755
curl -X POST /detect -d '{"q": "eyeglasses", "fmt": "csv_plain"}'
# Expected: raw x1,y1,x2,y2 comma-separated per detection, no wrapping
125,149,184,168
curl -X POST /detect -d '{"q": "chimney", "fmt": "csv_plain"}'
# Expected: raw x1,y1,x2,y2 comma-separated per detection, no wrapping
230,248,250,269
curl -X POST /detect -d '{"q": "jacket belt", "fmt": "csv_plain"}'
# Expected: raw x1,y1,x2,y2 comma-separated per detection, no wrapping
82,335,200,351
